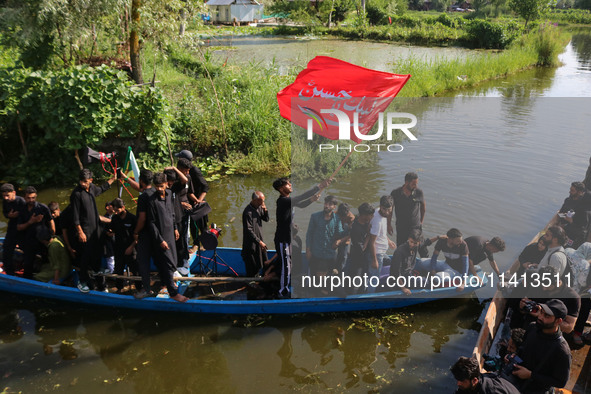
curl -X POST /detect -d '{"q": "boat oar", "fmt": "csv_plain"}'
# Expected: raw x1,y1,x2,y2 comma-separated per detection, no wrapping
97,273,276,283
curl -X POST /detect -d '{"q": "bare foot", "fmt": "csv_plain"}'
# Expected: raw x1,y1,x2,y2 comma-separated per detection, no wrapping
172,294,189,302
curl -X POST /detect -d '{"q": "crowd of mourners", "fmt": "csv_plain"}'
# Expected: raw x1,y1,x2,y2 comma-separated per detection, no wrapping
449,157,591,394
0,150,210,302
1,150,591,391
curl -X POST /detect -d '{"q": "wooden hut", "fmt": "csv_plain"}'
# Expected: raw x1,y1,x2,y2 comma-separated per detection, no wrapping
206,0,263,24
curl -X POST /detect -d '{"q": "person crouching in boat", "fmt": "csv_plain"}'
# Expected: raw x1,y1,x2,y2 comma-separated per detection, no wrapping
450,356,519,394
146,173,187,303
390,229,441,296
34,226,72,285
415,227,469,292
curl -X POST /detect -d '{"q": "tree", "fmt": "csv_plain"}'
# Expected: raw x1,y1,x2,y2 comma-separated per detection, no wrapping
130,0,143,84
0,0,125,68
510,0,556,27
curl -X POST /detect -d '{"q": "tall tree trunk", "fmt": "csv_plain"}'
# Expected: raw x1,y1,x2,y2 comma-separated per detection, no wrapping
130,0,143,84
179,8,186,36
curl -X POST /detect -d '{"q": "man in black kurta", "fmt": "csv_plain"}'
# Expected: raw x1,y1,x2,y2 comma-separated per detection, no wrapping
69,169,114,289
1,183,26,276
175,152,210,248
147,173,187,302
241,191,269,277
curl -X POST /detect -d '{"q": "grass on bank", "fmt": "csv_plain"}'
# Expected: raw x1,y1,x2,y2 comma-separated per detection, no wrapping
396,23,569,97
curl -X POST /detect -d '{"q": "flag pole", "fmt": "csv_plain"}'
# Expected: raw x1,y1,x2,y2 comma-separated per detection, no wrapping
328,150,354,182
299,150,354,204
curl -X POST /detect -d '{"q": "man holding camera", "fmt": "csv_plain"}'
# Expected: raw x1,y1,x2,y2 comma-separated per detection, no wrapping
508,265,580,334
511,299,571,393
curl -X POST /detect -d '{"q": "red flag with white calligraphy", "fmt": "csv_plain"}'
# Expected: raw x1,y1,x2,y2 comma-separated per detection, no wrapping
277,56,410,144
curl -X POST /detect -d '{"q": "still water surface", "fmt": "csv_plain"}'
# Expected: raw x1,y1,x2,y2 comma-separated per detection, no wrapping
1,30,591,392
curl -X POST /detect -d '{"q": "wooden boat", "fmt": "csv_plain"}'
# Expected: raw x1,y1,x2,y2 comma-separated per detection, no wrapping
472,216,591,394
0,241,485,315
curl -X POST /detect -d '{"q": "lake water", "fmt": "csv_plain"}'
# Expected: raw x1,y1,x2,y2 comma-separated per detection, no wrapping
1,30,591,393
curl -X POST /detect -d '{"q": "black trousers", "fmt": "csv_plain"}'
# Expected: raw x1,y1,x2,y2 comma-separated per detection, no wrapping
153,247,178,297
2,235,17,276
136,232,155,292
114,251,141,291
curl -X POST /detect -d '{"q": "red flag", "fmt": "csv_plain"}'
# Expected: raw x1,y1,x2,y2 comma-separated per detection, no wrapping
277,56,410,143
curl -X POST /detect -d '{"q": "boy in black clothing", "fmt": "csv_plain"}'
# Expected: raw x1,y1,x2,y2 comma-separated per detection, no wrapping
272,177,331,297
107,198,139,292
146,173,187,302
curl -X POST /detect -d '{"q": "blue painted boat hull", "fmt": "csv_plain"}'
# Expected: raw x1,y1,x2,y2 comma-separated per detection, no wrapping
0,243,484,315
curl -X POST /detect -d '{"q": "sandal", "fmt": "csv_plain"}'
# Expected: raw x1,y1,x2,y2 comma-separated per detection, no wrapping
572,333,583,346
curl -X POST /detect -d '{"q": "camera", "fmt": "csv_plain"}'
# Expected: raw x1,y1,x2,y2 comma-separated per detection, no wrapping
523,300,539,313
502,354,523,376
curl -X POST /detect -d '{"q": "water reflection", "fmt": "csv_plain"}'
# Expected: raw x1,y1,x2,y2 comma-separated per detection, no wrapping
571,29,591,71
0,294,482,393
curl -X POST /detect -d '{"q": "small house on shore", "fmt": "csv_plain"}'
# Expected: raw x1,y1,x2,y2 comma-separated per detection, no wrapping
206,0,263,24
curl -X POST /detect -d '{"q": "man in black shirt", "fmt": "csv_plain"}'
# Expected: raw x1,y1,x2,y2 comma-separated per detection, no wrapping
427,228,470,277
388,172,426,246
512,299,571,393
69,169,114,291
507,238,547,276
1,183,26,276
107,198,139,292
559,181,591,248
509,265,580,334
241,191,269,277
391,229,440,295
273,177,330,297
147,173,187,302
450,356,519,394
17,186,55,279
464,236,506,277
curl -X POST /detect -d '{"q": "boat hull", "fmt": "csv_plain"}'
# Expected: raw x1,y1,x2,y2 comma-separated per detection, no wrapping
0,243,484,315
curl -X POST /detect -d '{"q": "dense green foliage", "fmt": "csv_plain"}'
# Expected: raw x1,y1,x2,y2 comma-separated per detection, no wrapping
546,8,591,24
0,66,171,184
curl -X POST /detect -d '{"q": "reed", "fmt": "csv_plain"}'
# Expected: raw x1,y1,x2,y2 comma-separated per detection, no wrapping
394,26,568,97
